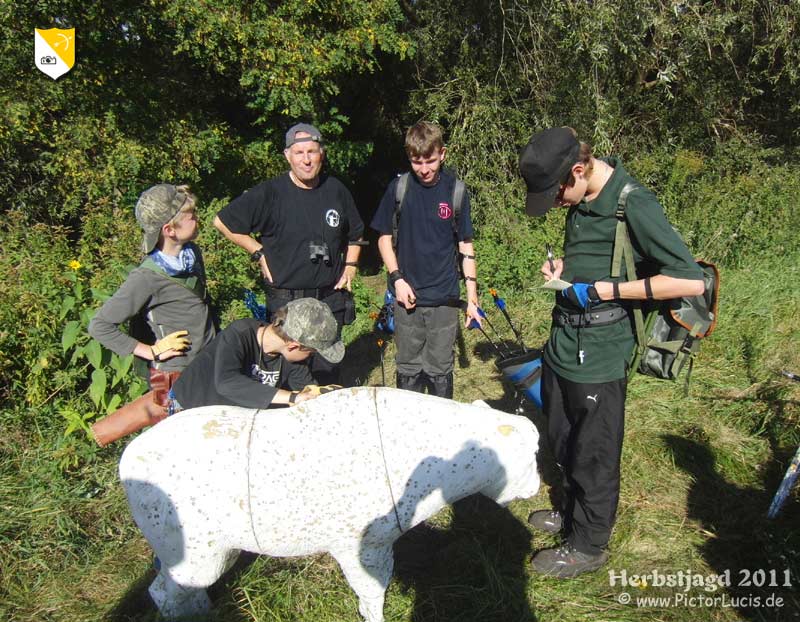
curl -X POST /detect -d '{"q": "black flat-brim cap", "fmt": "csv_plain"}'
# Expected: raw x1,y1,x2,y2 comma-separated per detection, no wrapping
519,127,580,216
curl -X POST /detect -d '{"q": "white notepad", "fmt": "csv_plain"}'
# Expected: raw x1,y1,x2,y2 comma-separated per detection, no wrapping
540,278,572,291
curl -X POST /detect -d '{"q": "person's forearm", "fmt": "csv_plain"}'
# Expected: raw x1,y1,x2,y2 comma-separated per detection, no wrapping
377,235,399,273
213,215,261,255
88,316,137,358
460,242,478,304
272,389,296,405
596,274,705,301
133,342,156,361
465,280,479,305
345,241,362,264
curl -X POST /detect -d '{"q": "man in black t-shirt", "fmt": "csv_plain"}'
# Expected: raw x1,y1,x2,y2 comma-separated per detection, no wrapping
371,122,482,398
213,123,364,383
172,298,345,410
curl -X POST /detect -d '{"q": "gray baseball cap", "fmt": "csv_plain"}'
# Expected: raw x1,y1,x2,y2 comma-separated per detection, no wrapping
134,184,190,253
283,298,344,364
285,123,323,149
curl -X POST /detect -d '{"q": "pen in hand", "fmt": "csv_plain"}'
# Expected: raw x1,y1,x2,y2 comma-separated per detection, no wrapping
546,244,556,274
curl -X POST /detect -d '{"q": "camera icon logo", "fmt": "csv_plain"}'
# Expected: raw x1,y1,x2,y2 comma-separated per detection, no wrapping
35,27,75,80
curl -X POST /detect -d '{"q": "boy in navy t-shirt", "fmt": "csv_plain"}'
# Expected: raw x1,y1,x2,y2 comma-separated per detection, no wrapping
370,122,482,398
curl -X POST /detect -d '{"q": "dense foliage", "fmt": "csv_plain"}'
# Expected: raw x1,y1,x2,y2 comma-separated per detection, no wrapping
1,0,799,454
0,0,411,424
2,2,800,621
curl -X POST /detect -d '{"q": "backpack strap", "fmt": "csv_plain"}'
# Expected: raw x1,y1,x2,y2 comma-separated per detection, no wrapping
138,256,207,302
611,183,638,278
670,321,703,379
612,182,650,380
451,179,466,275
392,172,410,250
452,179,465,237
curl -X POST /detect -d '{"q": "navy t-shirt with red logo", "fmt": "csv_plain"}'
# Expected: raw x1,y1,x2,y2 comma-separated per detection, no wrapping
371,169,473,306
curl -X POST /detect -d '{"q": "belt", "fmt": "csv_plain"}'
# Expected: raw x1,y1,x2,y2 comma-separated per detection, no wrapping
552,306,628,328
265,284,337,300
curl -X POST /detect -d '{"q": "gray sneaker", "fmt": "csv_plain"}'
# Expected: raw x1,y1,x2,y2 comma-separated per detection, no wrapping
530,543,609,578
527,509,563,533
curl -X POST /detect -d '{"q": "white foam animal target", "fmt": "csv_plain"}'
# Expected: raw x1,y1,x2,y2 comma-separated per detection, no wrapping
120,387,540,622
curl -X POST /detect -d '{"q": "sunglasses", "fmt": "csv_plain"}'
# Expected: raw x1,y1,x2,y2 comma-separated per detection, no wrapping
555,167,575,205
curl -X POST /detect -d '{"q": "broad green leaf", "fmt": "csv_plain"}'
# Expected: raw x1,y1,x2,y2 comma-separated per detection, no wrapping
105,394,122,414
61,321,81,353
111,354,134,388
59,296,76,320
70,347,84,365
85,340,103,370
128,378,148,400
89,368,107,408
91,288,113,303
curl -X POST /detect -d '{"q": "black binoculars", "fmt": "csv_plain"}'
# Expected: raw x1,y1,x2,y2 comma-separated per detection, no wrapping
309,241,331,265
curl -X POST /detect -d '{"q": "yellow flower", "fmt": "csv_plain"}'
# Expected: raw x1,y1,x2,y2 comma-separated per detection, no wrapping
68,260,81,271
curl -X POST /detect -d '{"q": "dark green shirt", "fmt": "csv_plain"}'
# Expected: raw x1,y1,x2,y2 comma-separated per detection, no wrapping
544,157,702,383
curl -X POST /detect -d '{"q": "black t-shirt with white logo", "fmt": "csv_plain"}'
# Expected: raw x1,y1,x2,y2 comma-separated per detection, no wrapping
173,318,313,409
218,173,364,289
371,169,473,306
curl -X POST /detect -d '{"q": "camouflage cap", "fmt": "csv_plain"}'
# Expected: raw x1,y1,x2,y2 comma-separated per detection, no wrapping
285,123,323,149
283,298,344,364
134,184,190,253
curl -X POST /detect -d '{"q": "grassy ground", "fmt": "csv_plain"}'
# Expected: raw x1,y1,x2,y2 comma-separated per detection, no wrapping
1,259,799,622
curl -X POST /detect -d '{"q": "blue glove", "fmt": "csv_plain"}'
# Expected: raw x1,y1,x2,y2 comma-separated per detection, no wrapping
562,282,600,309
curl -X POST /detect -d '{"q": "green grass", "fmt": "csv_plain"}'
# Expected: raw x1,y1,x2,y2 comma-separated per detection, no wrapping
1,259,799,621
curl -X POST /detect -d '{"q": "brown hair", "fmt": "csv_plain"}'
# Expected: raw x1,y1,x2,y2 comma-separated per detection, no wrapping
563,127,594,185
269,306,314,351
405,121,444,158
270,306,291,342
168,184,198,227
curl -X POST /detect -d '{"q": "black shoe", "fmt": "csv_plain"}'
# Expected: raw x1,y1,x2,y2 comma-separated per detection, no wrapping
427,372,454,399
527,509,563,534
530,543,609,578
396,372,427,393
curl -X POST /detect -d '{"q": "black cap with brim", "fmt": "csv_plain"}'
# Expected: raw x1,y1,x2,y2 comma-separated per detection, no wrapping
519,127,580,217
524,184,562,217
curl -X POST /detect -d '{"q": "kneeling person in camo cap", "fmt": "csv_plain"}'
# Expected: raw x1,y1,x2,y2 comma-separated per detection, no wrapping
170,298,345,412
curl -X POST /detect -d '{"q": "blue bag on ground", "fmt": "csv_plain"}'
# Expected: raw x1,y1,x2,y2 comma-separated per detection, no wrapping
496,349,543,409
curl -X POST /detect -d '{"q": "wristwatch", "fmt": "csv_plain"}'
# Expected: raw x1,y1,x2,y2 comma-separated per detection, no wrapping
250,248,264,262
